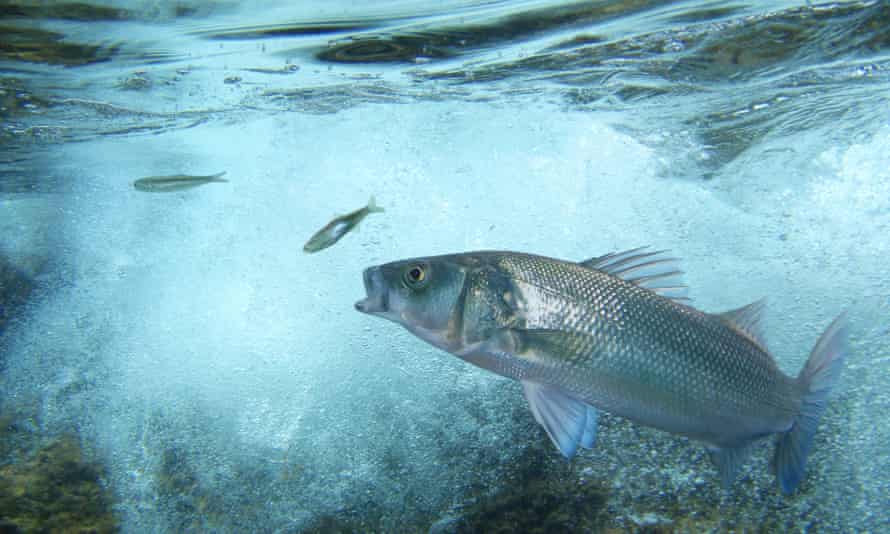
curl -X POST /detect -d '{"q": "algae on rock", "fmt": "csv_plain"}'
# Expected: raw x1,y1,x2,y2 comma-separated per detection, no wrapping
0,430,118,533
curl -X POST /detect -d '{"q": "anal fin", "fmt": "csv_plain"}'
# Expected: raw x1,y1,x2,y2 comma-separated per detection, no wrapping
707,442,756,488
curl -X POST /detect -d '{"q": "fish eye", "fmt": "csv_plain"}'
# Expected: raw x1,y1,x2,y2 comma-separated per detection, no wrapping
402,263,429,289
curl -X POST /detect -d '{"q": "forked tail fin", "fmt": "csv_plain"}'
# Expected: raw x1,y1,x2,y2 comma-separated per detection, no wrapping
367,195,384,213
773,313,848,494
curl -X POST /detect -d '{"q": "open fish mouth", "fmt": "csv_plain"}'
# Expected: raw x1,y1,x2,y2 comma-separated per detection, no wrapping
355,267,387,314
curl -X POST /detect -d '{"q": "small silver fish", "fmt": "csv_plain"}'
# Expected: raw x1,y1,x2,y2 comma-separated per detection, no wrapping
303,197,383,253
243,65,300,75
133,172,228,193
355,248,848,494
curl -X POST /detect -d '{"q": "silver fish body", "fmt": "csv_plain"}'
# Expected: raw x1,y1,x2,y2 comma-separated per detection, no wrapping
355,249,847,493
133,171,228,192
303,196,383,253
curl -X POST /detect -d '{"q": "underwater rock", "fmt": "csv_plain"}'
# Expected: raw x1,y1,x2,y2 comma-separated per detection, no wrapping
428,515,461,534
0,254,33,336
447,474,609,532
428,444,610,533
0,432,118,533
0,25,118,66
154,444,290,532
155,446,217,531
0,1,131,22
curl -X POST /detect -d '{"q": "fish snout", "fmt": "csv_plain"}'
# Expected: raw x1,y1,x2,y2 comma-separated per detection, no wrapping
355,267,387,314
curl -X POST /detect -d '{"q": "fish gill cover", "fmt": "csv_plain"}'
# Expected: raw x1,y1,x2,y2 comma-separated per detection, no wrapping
0,0,889,532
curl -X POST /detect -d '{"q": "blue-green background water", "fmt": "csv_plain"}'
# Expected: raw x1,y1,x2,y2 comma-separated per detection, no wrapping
1,1,889,531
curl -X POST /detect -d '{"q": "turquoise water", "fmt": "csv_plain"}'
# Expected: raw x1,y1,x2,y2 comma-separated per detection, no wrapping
1,1,889,531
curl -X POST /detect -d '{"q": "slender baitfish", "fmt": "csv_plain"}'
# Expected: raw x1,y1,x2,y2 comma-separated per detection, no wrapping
303,196,384,253
355,248,848,494
133,171,228,192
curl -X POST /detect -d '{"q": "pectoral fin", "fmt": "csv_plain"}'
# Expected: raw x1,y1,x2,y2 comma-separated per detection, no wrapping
521,381,598,459
502,327,592,365
461,327,572,363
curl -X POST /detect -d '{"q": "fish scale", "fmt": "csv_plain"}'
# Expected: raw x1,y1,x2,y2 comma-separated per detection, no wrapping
495,253,791,430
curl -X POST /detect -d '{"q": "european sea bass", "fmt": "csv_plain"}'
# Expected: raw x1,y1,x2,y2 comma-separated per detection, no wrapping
355,248,848,493
133,172,228,192
303,196,384,253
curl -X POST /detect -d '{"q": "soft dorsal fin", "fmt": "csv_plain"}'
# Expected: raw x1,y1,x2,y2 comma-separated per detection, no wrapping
717,299,768,350
581,246,689,302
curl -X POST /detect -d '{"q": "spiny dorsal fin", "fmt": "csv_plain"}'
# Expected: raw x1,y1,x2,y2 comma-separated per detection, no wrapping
717,299,768,350
581,246,689,302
